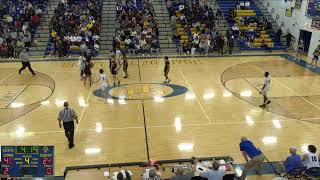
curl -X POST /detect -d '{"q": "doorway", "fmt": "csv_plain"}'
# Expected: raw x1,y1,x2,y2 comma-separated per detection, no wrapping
299,30,312,55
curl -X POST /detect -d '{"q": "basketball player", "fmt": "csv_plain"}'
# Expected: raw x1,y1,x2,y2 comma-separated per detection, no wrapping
296,40,304,58
83,56,93,87
95,69,108,98
122,54,129,78
164,56,170,83
110,55,120,86
302,145,320,169
78,53,86,80
259,72,271,108
19,48,36,76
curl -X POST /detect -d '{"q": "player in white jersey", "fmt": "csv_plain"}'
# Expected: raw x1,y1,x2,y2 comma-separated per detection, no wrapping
259,72,271,108
96,69,108,98
302,145,320,169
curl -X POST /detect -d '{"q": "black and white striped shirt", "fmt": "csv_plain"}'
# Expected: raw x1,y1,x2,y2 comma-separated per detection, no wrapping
58,108,77,123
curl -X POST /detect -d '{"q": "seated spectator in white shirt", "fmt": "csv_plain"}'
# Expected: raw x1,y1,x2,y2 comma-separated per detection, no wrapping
35,6,43,15
245,0,250,9
94,42,99,52
200,160,226,180
240,1,245,9
76,36,83,43
93,35,100,41
125,37,132,47
70,36,77,43
180,14,185,22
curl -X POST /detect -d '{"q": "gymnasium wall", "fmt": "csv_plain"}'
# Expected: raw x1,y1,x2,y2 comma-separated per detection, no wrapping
261,0,320,57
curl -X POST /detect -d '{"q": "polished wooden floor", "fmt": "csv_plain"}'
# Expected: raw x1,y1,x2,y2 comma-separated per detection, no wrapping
0,54,320,177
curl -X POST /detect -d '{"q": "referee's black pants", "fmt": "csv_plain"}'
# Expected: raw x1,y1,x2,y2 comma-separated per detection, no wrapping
63,121,74,146
19,62,35,75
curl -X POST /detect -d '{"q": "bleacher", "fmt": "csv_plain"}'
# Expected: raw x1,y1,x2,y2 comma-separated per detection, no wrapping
217,0,282,51
0,0,48,57
168,0,216,54
44,0,103,56
113,0,160,55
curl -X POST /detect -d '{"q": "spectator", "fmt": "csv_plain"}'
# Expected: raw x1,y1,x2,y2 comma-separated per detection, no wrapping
228,36,235,55
170,166,193,180
200,160,225,180
239,137,265,180
114,170,132,180
80,41,88,55
231,24,239,36
282,32,295,49
311,45,320,67
239,1,245,10
114,0,159,55
143,169,161,180
275,28,282,43
283,147,304,173
302,145,320,169
245,0,250,10
48,0,101,56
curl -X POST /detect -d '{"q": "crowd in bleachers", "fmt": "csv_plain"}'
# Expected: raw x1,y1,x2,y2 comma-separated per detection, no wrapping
224,0,278,51
0,0,46,58
46,0,102,57
112,0,160,56
167,0,222,55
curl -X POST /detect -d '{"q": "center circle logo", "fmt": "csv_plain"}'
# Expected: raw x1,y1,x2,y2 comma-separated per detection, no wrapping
93,83,188,100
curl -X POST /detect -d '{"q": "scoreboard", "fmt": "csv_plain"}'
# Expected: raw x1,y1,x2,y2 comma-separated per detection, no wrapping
1,146,54,177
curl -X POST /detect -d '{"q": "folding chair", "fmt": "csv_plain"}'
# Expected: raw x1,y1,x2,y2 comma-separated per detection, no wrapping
283,167,306,179
304,167,320,179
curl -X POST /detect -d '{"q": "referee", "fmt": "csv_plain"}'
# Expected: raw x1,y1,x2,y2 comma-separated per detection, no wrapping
58,102,78,149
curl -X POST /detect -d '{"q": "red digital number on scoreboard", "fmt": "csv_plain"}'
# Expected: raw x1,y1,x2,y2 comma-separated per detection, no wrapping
3,167,9,175
46,167,53,175
4,157,13,165
42,157,52,164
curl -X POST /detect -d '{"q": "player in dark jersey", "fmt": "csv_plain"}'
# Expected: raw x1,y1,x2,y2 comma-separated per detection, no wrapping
110,55,120,86
83,56,93,87
122,54,129,78
164,56,170,83
296,40,304,58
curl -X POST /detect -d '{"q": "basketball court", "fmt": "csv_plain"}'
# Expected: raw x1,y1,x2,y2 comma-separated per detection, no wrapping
0,54,320,176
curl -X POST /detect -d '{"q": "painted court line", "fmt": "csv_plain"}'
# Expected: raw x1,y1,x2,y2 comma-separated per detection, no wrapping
76,73,99,131
179,70,212,123
253,66,320,112
300,117,320,120
0,73,13,84
0,119,295,136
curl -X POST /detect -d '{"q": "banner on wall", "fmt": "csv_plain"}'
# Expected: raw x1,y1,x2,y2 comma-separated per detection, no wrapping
286,8,293,17
306,0,320,16
311,17,320,30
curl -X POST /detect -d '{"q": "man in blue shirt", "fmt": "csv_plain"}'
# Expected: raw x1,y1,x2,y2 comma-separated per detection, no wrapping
283,147,304,173
239,137,265,180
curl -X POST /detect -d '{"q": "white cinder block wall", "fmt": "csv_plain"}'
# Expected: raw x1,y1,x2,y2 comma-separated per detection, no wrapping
260,0,320,58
